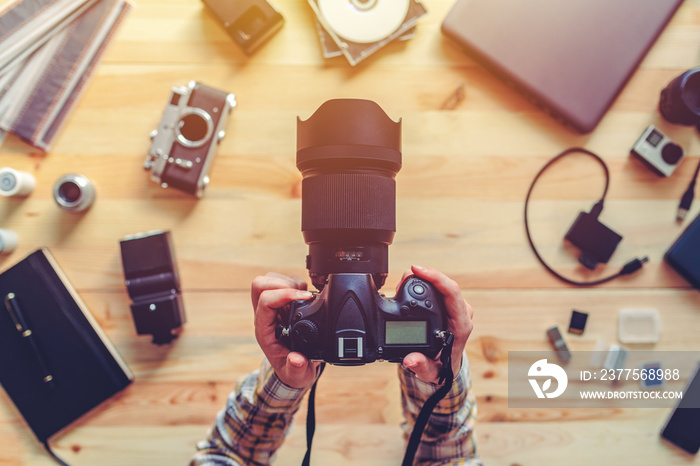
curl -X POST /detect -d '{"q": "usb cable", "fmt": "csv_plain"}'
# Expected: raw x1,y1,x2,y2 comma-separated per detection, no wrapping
677,157,700,222
524,147,649,286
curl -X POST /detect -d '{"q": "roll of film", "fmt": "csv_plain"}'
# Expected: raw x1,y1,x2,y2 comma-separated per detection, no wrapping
0,229,18,253
0,167,36,197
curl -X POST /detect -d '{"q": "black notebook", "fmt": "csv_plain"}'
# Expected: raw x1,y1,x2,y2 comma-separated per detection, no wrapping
0,248,133,443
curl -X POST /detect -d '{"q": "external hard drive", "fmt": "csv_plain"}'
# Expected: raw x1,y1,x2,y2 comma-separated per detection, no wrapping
665,211,700,289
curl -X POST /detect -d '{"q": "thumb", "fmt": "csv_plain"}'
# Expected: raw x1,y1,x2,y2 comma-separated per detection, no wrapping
403,352,440,384
285,352,311,386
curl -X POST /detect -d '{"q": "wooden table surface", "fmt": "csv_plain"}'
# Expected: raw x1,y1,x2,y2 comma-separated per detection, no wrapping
1,0,700,464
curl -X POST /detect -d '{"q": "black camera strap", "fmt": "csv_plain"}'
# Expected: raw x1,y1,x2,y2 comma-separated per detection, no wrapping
401,331,455,466
302,363,325,466
301,332,455,466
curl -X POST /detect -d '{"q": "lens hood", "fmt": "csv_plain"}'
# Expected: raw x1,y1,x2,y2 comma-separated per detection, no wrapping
296,99,401,172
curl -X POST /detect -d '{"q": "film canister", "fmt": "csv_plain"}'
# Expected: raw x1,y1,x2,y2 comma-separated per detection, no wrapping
0,229,18,253
0,167,36,197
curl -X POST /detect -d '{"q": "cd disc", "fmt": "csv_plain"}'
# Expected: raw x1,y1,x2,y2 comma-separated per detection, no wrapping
318,0,410,44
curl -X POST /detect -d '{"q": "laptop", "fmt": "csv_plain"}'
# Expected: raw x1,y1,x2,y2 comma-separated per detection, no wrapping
441,0,684,133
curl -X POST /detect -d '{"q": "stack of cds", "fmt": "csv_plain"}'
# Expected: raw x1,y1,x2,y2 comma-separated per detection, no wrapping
0,0,131,151
308,0,427,66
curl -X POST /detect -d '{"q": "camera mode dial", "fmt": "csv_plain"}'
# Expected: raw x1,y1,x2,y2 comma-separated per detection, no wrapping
290,320,320,350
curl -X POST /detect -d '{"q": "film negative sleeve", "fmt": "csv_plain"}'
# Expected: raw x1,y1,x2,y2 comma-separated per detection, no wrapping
0,0,131,150
0,0,98,76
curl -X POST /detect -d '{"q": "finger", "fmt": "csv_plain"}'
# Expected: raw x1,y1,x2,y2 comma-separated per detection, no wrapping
264,273,308,293
410,265,462,305
396,268,413,293
411,265,469,320
252,274,306,309
287,351,308,370
289,275,308,291
284,352,318,389
403,352,441,384
410,265,474,345
255,288,313,330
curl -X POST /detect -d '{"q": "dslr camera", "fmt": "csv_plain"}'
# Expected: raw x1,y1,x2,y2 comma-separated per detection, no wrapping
145,81,236,197
275,99,450,365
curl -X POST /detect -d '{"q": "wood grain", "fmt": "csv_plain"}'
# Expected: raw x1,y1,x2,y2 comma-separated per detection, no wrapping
1,0,699,464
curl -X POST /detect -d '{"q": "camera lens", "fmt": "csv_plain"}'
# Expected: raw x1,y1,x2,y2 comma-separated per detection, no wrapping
53,174,96,212
58,181,82,203
297,99,401,290
659,67,700,126
662,142,683,165
176,110,212,147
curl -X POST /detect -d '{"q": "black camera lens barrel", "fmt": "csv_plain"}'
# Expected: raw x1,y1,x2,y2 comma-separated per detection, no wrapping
297,99,402,289
659,67,700,127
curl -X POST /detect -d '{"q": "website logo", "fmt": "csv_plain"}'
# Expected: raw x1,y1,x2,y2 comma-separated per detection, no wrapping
528,359,568,398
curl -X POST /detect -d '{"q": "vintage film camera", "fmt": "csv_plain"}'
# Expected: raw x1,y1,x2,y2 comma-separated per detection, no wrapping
120,230,185,345
630,124,684,177
145,81,236,197
275,99,450,365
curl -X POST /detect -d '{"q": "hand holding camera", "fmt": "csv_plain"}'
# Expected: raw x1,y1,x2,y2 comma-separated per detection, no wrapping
276,270,449,366
255,267,473,388
252,273,320,389
401,265,474,384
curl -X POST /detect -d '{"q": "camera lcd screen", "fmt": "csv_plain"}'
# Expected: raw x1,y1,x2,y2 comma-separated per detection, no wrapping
385,321,427,345
646,128,663,147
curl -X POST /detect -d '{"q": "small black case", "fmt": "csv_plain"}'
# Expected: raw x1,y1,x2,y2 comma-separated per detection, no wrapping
665,211,700,289
120,231,186,344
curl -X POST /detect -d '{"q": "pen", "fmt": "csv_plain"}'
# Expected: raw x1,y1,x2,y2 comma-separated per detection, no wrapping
4,293,55,389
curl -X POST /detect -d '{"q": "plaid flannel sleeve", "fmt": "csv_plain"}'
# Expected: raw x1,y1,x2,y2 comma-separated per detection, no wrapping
398,352,482,466
191,358,317,466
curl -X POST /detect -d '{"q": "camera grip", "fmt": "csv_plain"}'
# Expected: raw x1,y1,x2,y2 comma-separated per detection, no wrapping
394,274,445,317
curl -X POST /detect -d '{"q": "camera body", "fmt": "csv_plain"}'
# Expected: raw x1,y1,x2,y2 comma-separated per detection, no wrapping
277,273,447,365
630,125,684,177
145,81,236,197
